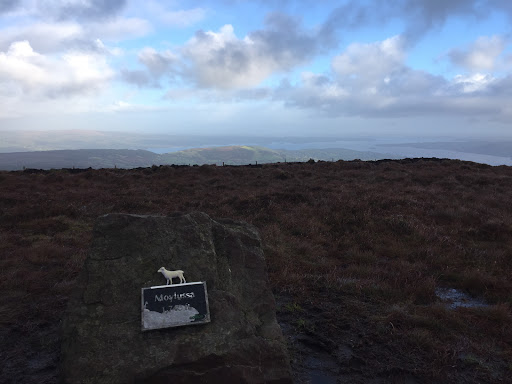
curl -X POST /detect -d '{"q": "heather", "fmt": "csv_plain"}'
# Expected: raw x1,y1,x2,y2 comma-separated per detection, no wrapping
1,158,511,383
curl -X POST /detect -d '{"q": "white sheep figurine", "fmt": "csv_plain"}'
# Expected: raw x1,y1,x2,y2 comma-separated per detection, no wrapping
157,267,186,285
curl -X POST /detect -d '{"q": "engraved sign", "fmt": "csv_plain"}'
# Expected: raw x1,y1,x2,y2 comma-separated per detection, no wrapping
141,282,210,331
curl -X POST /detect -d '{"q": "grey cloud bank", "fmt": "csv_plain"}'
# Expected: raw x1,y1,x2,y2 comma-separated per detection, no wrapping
322,0,511,42
0,0,19,13
111,1,512,124
39,0,127,21
1,0,511,138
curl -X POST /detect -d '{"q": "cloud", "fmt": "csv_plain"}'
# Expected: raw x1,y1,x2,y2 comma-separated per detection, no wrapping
120,69,154,88
138,47,178,77
448,35,507,71
250,13,319,65
0,0,20,13
400,0,483,39
183,25,258,88
116,12,321,90
120,47,178,88
0,17,150,54
330,35,444,102
0,22,83,53
321,0,511,44
234,87,271,101
106,100,165,113
450,73,496,94
0,40,113,98
275,35,511,121
487,74,512,96
39,0,127,21
119,4,510,92
332,36,405,85
181,14,318,89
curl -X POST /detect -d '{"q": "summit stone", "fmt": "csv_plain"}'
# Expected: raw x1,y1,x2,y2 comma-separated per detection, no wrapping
60,212,291,383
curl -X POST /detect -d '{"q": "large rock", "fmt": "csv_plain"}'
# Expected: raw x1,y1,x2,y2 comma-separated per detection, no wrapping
60,212,291,383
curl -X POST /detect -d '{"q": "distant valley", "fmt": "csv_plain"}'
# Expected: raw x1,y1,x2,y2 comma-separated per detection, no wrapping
0,146,396,171
2,130,512,169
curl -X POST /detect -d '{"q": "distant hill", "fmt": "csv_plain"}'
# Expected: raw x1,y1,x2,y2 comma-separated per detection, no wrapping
159,145,392,165
0,149,160,170
0,146,396,170
158,146,284,165
277,147,396,163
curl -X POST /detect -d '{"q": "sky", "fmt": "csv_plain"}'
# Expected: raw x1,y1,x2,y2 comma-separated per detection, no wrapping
0,0,512,138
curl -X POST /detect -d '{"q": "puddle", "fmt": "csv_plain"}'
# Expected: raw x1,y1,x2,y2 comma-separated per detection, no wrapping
435,287,488,309
307,370,338,384
304,355,338,384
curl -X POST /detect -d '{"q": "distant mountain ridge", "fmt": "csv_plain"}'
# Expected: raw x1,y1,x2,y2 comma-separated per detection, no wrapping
0,146,395,171
0,149,159,170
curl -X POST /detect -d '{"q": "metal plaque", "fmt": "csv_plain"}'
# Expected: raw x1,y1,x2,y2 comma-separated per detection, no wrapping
141,282,210,331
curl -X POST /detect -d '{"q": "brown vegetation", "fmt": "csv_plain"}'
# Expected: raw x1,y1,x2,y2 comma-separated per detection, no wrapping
1,158,511,383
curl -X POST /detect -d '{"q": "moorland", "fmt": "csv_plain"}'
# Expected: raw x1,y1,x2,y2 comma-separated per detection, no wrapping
1,158,511,383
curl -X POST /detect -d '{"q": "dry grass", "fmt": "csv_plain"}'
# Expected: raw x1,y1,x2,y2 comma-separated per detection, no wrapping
1,159,512,383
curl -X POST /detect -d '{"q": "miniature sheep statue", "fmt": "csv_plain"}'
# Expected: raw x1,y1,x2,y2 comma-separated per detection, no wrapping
157,267,186,285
